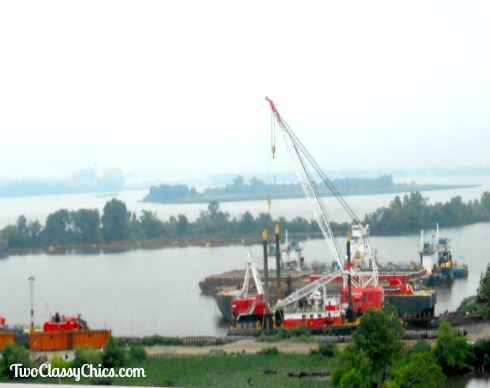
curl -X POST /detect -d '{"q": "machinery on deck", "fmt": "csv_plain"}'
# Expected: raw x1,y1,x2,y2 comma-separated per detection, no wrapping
231,98,384,332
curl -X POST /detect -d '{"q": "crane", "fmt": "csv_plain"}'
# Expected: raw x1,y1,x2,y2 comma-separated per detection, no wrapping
265,97,378,304
237,254,265,299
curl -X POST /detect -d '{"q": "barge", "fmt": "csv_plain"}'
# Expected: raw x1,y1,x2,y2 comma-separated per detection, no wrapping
0,313,111,351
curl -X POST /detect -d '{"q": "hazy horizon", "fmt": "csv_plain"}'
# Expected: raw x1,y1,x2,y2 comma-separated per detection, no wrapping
1,1,489,182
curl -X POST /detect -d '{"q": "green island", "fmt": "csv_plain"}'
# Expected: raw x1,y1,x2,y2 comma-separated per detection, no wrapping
142,174,478,204
2,267,490,386
1,191,489,252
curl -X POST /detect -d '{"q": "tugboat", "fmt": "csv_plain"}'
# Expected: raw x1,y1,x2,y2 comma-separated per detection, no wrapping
42,312,88,332
419,224,457,287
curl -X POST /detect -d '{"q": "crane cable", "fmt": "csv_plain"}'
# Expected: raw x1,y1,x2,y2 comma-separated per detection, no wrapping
267,110,276,211
271,110,276,158
274,112,361,225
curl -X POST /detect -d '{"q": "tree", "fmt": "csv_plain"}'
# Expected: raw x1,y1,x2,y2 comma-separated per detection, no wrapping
44,209,72,244
102,336,129,368
240,211,255,234
232,175,244,191
0,343,33,378
477,262,490,305
392,352,446,387
71,209,101,243
331,342,375,387
101,199,131,242
353,303,404,378
139,210,164,238
177,215,190,236
432,321,470,374
482,192,490,216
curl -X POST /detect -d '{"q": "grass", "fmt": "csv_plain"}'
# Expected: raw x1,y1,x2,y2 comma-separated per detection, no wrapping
2,353,332,387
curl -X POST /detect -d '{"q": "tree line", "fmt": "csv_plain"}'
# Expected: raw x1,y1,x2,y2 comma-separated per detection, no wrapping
364,191,490,235
1,191,489,249
143,174,401,203
0,199,348,249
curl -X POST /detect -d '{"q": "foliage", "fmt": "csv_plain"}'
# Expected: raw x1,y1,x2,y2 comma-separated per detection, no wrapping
71,347,102,368
331,342,375,387
143,174,397,204
0,343,33,379
354,303,404,374
469,339,490,372
102,336,130,368
406,339,432,356
477,262,490,306
257,326,314,343
364,191,490,235
457,295,481,313
457,263,490,319
332,303,404,386
3,191,488,249
257,333,279,343
310,342,339,358
391,352,446,388
129,344,147,361
50,355,71,370
256,347,280,355
138,335,184,346
432,321,470,374
101,199,131,242
144,183,199,203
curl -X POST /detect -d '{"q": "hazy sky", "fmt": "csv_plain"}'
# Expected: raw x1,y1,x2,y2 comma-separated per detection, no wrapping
1,1,489,182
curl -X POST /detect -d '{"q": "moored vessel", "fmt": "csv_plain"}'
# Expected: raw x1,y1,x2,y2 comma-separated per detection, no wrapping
0,312,111,351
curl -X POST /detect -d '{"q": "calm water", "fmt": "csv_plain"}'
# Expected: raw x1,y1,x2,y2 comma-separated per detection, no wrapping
0,175,489,338
1,175,489,228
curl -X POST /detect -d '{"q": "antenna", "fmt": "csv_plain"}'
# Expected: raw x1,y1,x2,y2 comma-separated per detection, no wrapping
28,276,35,331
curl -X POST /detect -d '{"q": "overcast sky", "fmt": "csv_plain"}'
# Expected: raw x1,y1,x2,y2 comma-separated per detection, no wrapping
1,1,489,182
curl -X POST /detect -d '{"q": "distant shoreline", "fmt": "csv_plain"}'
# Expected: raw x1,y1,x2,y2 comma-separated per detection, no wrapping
142,184,479,205
6,232,322,256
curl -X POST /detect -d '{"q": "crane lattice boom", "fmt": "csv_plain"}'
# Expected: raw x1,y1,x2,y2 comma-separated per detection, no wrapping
265,96,378,296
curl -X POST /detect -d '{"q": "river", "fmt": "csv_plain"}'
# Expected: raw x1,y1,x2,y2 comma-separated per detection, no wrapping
0,175,489,338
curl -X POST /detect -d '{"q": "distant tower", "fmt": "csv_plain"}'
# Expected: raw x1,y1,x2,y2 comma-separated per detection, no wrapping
28,276,35,331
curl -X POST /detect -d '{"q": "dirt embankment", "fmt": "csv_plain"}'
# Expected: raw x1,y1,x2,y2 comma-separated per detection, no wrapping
146,323,490,357
31,323,490,360
145,338,320,357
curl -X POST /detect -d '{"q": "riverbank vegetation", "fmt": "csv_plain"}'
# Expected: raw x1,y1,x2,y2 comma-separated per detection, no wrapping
365,191,490,235
1,191,489,251
458,262,490,319
0,199,345,250
142,174,475,204
2,307,489,386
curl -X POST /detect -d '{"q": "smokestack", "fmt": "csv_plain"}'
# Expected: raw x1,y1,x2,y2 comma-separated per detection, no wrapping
28,276,35,332
275,224,281,300
346,232,354,323
262,229,269,307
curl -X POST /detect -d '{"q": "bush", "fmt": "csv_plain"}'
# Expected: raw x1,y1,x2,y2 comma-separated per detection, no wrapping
292,334,315,343
0,343,33,379
311,342,338,358
140,335,183,346
457,296,481,313
257,333,278,343
276,328,292,339
72,347,102,368
102,336,130,368
129,344,147,361
256,347,279,355
290,325,310,337
50,355,71,370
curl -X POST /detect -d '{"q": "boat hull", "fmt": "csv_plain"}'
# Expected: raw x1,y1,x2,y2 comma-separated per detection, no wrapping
385,291,437,318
